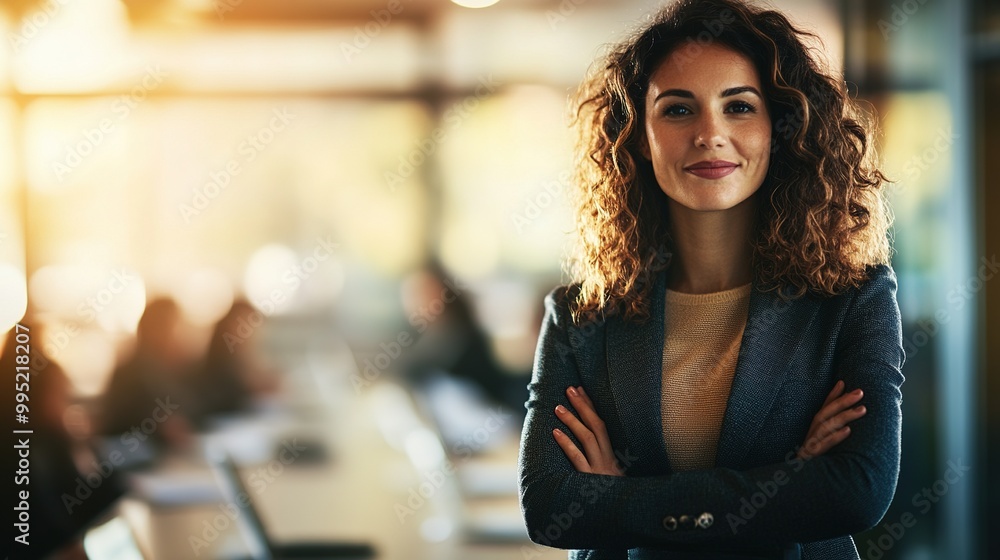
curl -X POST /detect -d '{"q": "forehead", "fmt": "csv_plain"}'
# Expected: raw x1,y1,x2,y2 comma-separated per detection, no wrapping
647,43,762,92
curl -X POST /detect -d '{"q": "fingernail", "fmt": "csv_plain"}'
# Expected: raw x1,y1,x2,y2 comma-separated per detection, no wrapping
568,387,578,396
555,405,566,413
857,406,866,413
854,389,863,397
553,428,563,437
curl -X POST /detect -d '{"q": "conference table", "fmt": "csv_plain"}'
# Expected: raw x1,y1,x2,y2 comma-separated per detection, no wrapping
115,354,565,560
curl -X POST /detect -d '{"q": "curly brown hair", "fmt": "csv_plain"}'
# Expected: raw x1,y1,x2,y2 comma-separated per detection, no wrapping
568,0,892,324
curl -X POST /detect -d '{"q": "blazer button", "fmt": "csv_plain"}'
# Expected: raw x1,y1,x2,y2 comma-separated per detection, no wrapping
662,515,678,531
696,512,714,529
678,515,692,529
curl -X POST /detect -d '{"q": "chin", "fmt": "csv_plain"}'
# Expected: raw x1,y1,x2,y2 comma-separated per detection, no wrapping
691,201,744,212
665,190,753,213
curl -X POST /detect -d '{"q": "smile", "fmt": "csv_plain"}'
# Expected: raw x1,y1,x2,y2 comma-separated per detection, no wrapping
684,160,739,179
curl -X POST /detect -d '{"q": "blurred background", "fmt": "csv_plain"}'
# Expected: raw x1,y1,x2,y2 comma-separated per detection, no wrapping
0,0,996,558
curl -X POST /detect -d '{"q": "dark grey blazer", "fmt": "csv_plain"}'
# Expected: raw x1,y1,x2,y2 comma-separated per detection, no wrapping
517,264,905,559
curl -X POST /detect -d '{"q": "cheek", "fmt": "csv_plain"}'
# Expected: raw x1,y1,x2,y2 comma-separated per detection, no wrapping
646,125,682,164
640,123,654,160
643,122,659,158
741,123,772,165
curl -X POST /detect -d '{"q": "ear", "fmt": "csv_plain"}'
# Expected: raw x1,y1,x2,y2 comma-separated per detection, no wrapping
638,131,652,161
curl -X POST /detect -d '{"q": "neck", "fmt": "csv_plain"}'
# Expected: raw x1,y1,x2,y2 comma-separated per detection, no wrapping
665,195,757,294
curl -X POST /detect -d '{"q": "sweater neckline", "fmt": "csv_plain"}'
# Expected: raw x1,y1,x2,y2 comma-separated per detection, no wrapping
665,282,752,305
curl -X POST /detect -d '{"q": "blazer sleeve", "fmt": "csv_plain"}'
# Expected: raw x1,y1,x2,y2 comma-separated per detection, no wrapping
517,265,905,549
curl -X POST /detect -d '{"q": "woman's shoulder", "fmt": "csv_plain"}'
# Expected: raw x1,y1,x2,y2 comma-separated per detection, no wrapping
862,262,896,283
783,263,898,305
541,283,583,326
543,282,581,307
804,263,901,333
849,263,900,313
844,263,899,305
541,281,615,330
744,264,899,333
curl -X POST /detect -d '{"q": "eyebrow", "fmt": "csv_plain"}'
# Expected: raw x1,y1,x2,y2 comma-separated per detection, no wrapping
653,86,762,103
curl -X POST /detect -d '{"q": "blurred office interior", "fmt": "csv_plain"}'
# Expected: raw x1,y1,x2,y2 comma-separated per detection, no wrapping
0,0,997,558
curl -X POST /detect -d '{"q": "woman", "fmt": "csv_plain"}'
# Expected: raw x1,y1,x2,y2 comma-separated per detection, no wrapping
516,1,904,559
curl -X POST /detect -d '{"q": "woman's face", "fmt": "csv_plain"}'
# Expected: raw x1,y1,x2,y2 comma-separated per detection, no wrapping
642,43,771,212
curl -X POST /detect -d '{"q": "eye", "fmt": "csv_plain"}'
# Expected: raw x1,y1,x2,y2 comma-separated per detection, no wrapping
662,104,692,117
726,100,757,114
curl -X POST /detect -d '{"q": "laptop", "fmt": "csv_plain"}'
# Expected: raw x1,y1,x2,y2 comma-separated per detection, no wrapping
208,450,376,560
407,374,529,543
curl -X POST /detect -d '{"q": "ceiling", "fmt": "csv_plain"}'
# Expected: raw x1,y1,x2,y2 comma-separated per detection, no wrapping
124,0,586,23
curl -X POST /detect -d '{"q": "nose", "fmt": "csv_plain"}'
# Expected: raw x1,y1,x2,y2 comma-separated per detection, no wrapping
694,112,726,149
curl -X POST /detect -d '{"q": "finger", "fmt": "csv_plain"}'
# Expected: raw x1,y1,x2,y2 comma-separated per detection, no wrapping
575,385,595,408
821,380,845,408
566,387,612,452
800,425,851,456
807,419,856,454
813,389,864,425
813,424,853,453
555,404,603,461
810,404,866,444
576,385,625,476
821,405,867,434
830,388,864,410
568,386,622,475
800,426,851,459
553,428,592,473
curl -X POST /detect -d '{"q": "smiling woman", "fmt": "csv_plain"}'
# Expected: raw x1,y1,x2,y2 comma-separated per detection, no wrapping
517,1,904,559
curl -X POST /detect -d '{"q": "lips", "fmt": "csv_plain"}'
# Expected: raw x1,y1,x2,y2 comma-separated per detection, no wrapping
685,160,739,179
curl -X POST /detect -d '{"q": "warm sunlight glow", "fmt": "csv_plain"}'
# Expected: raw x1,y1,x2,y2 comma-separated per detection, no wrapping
11,0,131,93
174,268,235,326
243,243,298,316
0,264,27,332
451,0,501,8
28,265,146,333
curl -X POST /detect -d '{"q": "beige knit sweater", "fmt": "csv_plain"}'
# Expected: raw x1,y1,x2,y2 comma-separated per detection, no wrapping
661,282,752,471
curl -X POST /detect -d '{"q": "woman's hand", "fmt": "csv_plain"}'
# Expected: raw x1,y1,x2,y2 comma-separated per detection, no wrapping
797,380,866,460
552,385,625,476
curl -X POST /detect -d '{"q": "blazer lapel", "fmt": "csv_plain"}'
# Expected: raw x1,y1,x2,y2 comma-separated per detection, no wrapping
714,281,822,469
606,268,823,473
606,268,672,474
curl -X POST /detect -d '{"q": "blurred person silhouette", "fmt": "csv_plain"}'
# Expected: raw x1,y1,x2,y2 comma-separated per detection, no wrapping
98,297,196,455
398,260,530,418
3,324,125,559
193,299,279,420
